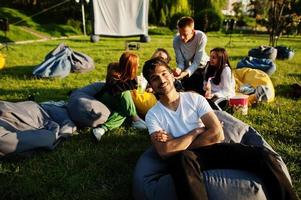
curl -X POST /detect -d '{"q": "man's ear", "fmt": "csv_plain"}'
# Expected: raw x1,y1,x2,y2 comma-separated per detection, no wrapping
171,73,175,82
191,23,195,30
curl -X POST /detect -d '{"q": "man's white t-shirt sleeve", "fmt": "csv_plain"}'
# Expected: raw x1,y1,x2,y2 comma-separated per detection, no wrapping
145,108,162,135
193,93,212,117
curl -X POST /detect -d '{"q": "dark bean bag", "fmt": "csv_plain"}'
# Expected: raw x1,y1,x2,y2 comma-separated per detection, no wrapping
133,110,291,200
248,46,277,61
275,46,295,60
237,56,276,76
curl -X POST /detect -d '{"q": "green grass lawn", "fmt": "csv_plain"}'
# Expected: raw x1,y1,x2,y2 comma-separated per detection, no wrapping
0,32,300,199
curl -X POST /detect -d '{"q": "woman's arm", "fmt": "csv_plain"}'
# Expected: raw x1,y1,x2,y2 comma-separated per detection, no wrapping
212,67,235,98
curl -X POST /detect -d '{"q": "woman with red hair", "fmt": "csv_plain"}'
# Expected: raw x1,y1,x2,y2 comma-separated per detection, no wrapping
93,52,146,141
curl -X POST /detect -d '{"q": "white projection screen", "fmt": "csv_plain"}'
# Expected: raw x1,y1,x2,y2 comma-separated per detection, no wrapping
91,0,150,41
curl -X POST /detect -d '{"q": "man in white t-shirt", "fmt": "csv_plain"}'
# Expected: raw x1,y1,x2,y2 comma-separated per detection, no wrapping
143,57,223,199
145,62,224,157
142,58,296,200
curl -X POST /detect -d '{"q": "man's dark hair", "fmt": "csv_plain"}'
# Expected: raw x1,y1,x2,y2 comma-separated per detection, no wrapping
177,16,194,29
142,58,171,83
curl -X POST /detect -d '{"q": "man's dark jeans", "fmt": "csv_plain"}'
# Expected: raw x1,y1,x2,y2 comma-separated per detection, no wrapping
181,68,205,95
167,143,297,200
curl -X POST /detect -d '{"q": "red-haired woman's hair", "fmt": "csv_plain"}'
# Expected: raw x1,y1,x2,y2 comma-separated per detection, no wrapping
118,52,138,81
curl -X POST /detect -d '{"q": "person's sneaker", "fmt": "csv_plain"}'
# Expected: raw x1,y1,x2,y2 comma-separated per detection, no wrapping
93,127,106,141
255,85,272,102
132,119,147,129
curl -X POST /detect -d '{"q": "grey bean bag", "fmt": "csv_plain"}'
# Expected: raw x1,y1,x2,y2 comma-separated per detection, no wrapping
33,43,95,78
0,101,69,156
133,110,291,200
67,82,111,128
40,103,77,137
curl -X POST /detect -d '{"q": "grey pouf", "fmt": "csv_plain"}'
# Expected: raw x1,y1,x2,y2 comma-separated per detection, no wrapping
67,82,110,128
133,111,291,200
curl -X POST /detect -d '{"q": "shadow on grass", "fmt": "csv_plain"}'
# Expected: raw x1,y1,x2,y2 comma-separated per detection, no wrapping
275,84,301,100
38,24,79,36
275,84,291,98
0,65,35,80
288,73,301,79
0,8,32,27
0,131,150,200
0,87,75,102
270,131,301,145
0,34,14,43
41,41,126,53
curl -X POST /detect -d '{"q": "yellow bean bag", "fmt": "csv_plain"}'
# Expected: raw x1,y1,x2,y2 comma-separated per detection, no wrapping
131,89,157,117
234,68,275,104
0,53,5,70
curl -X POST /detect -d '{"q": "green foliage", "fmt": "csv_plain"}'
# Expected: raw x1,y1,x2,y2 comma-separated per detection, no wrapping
194,9,222,32
243,17,257,27
292,0,301,15
190,0,225,32
190,0,227,14
0,7,38,27
168,12,189,30
0,25,38,43
159,8,167,26
247,0,269,18
148,26,174,35
211,0,228,12
0,0,84,25
169,0,191,17
248,0,301,37
232,1,243,18
149,0,191,27
36,24,81,37
236,18,247,27
0,7,82,42
66,19,82,31
191,0,213,10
